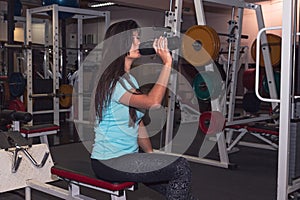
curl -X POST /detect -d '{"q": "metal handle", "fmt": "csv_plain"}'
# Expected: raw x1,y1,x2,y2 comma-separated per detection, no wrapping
11,145,50,172
255,26,281,103
12,150,22,173
21,147,49,168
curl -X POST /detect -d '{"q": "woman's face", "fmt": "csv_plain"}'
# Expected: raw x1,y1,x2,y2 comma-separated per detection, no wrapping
127,30,141,59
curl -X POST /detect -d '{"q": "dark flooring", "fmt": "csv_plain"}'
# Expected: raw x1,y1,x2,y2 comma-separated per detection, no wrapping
0,121,280,200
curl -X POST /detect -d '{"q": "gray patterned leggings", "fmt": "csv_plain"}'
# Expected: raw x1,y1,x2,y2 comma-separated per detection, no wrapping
91,153,197,200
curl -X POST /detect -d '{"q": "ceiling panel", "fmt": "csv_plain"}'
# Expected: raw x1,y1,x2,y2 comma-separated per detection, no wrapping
87,0,271,15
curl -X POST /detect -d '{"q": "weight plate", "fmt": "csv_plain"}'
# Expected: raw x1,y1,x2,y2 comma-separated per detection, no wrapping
182,25,220,67
193,71,222,101
9,72,26,97
59,84,73,108
199,111,225,134
262,71,280,95
251,33,281,67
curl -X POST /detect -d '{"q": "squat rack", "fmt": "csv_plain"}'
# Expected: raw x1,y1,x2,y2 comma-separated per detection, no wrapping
26,4,110,126
163,0,276,168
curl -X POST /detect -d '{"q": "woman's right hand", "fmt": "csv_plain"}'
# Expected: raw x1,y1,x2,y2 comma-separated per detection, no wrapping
120,37,173,109
153,36,173,67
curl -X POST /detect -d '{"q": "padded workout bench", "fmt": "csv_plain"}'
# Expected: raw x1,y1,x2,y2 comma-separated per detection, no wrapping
226,123,279,151
26,164,136,200
25,142,137,200
20,124,60,147
0,109,60,146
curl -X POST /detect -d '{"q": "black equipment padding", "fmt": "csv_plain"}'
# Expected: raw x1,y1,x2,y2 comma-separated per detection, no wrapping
0,131,31,149
242,92,261,114
289,120,300,184
0,109,32,122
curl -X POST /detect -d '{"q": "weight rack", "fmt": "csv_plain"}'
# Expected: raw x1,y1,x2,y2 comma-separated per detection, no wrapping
25,4,110,126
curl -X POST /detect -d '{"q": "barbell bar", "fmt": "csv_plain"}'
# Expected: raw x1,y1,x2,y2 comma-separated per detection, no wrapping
28,84,74,108
4,43,94,52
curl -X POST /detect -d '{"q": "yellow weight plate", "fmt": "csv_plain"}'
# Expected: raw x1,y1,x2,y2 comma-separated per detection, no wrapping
251,33,281,67
59,84,73,108
204,25,220,61
182,25,220,67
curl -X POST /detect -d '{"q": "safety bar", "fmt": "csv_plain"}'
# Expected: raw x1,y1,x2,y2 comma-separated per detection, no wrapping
255,26,282,103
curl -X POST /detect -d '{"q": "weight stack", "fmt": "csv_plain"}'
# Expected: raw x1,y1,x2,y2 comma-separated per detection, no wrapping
289,119,300,184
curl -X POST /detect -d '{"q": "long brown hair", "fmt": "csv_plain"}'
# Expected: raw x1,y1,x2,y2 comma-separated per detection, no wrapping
94,20,140,126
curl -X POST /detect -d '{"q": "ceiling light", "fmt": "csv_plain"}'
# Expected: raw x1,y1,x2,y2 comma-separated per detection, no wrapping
89,2,115,8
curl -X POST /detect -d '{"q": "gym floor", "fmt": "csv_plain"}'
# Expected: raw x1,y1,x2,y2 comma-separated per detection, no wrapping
0,121,278,200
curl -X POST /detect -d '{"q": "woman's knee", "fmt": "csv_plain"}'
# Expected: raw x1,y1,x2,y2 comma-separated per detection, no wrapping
174,157,192,178
177,157,191,169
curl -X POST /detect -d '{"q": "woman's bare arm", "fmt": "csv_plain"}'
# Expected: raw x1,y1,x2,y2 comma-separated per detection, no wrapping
137,121,153,153
120,37,172,109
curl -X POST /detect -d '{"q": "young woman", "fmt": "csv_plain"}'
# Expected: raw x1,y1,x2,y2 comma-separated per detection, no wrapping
91,19,197,200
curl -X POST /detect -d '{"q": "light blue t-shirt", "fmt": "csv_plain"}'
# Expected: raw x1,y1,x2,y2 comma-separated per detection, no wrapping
91,75,144,160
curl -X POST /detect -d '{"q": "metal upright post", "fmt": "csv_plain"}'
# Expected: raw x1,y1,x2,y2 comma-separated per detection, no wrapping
52,4,60,125
277,1,294,199
193,0,206,25
254,4,279,110
164,0,182,153
227,7,244,125
7,0,14,77
44,20,50,79
104,12,111,32
26,9,33,126
77,18,83,122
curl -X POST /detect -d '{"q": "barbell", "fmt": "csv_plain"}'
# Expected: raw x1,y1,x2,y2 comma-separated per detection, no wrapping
4,43,93,52
140,25,221,67
183,27,281,68
29,84,73,108
8,72,73,108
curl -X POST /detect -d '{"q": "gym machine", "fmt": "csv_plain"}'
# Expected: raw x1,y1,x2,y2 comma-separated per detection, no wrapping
160,0,278,169
0,109,136,200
